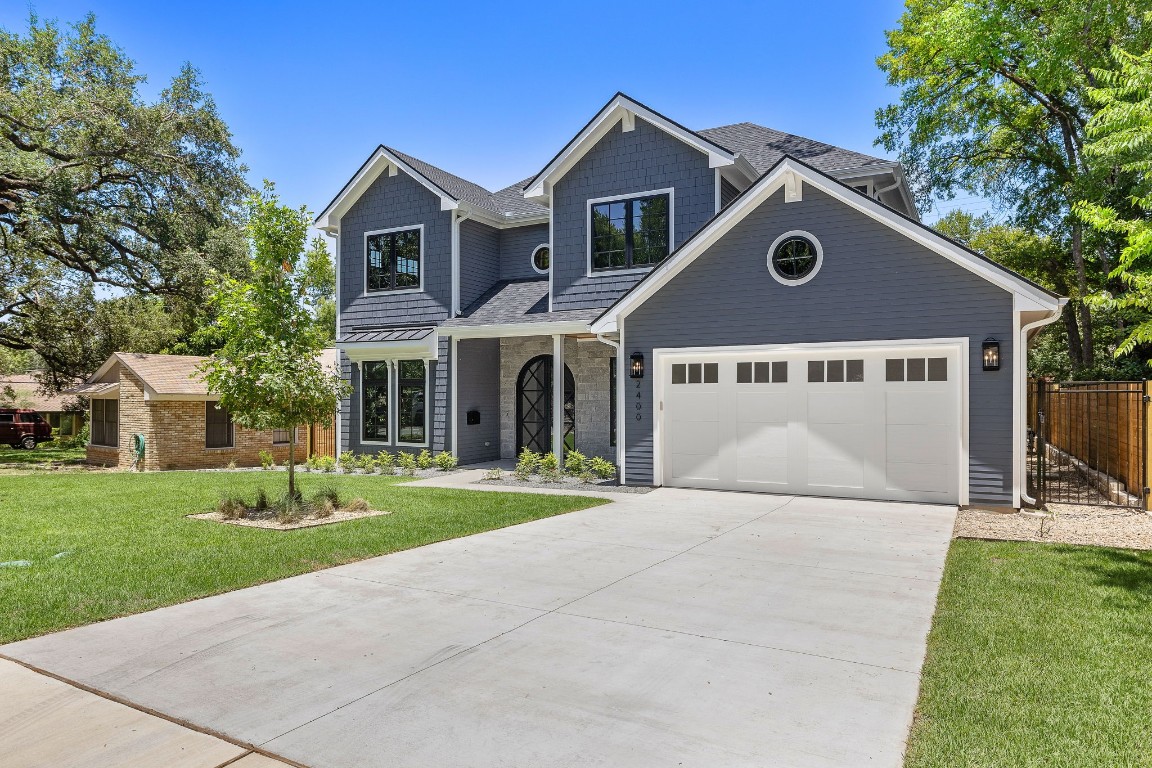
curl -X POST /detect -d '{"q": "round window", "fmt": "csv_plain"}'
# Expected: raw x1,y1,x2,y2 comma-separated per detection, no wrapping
767,231,822,285
531,244,550,274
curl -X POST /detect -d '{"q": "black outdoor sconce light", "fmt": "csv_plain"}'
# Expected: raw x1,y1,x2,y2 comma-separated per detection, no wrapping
630,352,645,379
982,338,1000,371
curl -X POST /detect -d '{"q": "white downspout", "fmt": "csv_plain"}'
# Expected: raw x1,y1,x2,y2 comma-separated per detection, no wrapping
596,333,623,470
1019,304,1066,507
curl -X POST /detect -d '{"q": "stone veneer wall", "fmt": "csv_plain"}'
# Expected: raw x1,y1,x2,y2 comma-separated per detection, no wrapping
499,336,615,462
85,367,302,470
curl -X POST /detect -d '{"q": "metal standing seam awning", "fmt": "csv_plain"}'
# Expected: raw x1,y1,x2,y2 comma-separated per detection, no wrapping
336,326,439,362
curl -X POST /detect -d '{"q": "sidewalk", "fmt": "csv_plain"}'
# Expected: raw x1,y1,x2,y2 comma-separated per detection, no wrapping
0,658,295,768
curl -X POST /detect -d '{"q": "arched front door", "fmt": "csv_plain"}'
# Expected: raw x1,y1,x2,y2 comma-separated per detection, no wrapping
516,354,575,454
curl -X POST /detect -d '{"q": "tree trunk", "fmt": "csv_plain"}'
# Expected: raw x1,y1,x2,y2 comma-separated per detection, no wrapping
288,427,296,502
1064,305,1085,374
1070,224,1095,367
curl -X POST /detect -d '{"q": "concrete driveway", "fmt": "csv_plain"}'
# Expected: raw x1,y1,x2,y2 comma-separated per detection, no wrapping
2,489,955,768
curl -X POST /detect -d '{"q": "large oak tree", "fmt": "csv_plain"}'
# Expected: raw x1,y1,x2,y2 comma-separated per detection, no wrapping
0,15,249,383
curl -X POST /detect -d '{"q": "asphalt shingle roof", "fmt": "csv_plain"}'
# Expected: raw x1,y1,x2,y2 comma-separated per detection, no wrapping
697,123,889,175
441,279,602,327
388,149,549,219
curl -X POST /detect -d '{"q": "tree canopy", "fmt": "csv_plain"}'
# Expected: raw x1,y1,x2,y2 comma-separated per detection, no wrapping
0,15,250,380
876,0,1152,375
199,186,347,499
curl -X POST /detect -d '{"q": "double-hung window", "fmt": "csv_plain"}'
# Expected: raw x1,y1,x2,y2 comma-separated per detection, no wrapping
590,192,671,271
91,399,119,447
366,226,421,293
205,401,234,449
360,360,428,445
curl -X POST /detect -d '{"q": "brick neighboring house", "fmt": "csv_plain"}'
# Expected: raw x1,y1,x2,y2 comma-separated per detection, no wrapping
71,351,338,470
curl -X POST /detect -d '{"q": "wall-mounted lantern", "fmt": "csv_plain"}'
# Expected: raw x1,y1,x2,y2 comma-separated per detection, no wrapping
982,338,1000,371
630,352,645,379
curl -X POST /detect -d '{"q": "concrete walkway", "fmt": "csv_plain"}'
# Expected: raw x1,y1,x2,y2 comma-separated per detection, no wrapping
2,488,955,768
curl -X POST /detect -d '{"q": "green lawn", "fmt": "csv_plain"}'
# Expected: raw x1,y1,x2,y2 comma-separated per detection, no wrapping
906,539,1152,767
0,471,606,644
0,444,86,466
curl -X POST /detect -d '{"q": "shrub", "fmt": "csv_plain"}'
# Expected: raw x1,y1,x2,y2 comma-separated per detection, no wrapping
311,497,336,519
344,497,371,512
515,448,540,480
434,451,458,471
375,451,395,474
589,456,617,481
311,485,341,509
416,449,434,470
217,495,247,519
317,455,336,473
482,467,503,481
539,463,562,483
577,468,596,484
275,494,306,525
304,455,319,471
339,450,356,470
254,488,270,511
539,451,559,473
354,453,377,472
397,451,418,475
564,450,587,476
259,450,275,470
226,459,238,471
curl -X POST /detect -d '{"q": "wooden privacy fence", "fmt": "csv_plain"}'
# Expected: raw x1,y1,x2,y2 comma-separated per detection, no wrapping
307,415,337,459
1028,379,1148,508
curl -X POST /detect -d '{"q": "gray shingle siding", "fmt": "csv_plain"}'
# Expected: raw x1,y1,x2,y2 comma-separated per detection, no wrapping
500,223,550,281
551,117,717,311
623,185,1015,506
455,338,501,464
459,220,500,309
338,170,452,334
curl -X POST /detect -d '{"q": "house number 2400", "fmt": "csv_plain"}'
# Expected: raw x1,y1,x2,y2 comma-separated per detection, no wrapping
634,379,642,421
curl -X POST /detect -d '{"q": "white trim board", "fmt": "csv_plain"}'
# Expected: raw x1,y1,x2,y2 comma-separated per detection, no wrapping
438,322,591,339
590,157,1063,334
523,94,737,203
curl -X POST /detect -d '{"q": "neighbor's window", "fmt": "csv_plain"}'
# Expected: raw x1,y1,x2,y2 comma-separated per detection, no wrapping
397,359,427,444
362,361,390,442
272,428,296,445
91,398,119,447
205,401,234,449
590,192,671,271
366,227,421,292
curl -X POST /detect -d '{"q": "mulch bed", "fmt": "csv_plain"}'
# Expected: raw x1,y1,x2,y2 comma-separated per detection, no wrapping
955,504,1152,551
188,507,393,530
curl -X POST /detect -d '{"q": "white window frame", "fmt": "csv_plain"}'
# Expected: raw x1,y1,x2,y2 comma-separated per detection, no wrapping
358,359,430,448
363,223,424,297
530,243,551,275
586,187,675,277
767,229,824,287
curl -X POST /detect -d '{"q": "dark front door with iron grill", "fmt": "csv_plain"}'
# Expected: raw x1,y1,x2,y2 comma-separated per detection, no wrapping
516,355,575,454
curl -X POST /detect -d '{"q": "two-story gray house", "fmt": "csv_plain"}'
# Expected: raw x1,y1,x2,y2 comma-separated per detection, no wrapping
316,93,1064,509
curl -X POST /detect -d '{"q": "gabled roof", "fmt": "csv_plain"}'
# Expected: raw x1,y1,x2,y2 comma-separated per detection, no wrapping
697,123,891,176
439,279,602,336
314,146,549,232
0,373,77,412
590,155,1064,334
522,93,744,202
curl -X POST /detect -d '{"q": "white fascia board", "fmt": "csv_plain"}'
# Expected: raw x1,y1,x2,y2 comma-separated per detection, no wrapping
523,95,736,201
590,159,1061,333
337,333,440,363
146,393,212,402
439,322,590,339
459,203,548,230
315,146,459,232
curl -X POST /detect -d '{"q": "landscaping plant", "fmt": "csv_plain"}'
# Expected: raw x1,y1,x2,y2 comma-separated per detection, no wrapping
515,449,540,480
199,185,350,501
539,452,561,483
375,451,395,475
434,451,458,471
416,449,434,470
397,451,418,476
564,450,587,476
259,451,275,470
589,456,617,481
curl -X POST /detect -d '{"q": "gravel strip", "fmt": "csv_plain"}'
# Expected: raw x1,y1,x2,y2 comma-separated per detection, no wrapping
476,475,653,494
955,504,1152,550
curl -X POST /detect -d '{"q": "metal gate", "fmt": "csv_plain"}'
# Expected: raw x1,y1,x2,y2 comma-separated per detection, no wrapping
1028,380,1147,509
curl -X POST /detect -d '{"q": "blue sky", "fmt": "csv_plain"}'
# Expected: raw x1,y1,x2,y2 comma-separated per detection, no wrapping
1,1,987,224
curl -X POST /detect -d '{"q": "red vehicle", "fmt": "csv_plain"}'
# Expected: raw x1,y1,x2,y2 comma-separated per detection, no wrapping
0,408,53,450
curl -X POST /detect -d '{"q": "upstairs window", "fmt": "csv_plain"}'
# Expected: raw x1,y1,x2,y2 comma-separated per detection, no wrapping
366,226,422,293
590,191,671,271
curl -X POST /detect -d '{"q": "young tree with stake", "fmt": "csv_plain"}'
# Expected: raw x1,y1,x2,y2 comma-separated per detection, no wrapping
200,185,348,501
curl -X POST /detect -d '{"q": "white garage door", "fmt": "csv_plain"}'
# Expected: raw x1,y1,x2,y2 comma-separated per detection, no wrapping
660,344,962,504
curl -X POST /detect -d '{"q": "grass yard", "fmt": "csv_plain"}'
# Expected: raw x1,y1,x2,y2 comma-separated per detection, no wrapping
0,471,606,644
906,539,1152,768
0,444,86,467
